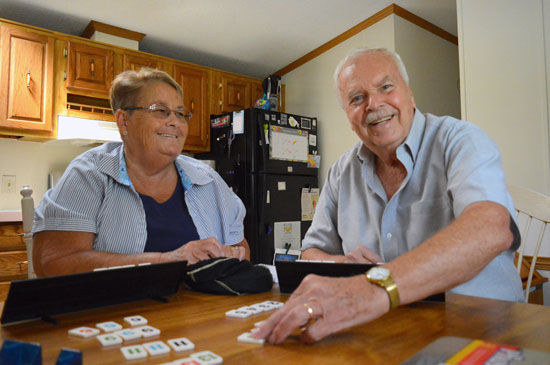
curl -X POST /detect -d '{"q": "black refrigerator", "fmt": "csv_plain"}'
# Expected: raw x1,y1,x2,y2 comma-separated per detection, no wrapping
196,108,319,264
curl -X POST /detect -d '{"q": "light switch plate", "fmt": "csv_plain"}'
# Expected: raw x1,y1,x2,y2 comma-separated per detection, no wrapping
1,175,16,194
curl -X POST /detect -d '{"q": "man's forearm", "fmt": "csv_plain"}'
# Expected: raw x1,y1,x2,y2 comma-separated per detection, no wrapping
302,247,347,262
386,201,513,305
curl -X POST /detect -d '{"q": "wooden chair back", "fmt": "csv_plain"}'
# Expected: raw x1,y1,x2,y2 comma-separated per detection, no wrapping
20,185,36,279
507,185,550,302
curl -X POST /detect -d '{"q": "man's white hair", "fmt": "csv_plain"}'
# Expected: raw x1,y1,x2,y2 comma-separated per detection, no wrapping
333,47,410,107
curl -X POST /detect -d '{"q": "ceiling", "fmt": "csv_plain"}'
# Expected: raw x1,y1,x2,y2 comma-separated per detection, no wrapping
0,0,457,79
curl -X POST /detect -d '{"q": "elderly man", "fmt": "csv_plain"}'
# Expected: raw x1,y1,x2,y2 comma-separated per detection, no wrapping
253,47,523,344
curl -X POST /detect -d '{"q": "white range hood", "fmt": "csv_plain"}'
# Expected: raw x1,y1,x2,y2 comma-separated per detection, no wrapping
49,115,122,146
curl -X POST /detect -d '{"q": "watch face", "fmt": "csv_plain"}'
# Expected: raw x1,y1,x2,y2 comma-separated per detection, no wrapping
370,267,390,280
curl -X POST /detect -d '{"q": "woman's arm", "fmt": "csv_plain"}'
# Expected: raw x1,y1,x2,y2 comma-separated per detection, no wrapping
33,231,165,277
34,232,252,277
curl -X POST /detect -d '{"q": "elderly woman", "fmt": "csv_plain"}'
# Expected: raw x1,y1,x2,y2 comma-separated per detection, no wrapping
33,68,249,277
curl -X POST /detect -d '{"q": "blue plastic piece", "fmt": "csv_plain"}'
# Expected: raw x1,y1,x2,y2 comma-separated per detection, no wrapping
55,348,82,365
0,339,42,365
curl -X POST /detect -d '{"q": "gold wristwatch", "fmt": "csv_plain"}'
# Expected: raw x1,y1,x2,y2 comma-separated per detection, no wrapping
366,267,400,309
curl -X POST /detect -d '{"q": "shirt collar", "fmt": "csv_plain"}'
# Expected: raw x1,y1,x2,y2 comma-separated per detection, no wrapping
399,108,425,163
112,144,208,191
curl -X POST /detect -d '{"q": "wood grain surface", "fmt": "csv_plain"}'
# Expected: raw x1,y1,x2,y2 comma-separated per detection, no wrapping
0,223,25,252
0,288,548,364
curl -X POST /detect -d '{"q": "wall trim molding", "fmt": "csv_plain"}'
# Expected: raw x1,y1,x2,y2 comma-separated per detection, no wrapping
274,3,458,76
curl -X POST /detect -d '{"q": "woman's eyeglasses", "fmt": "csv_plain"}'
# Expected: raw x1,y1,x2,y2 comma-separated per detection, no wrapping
123,104,192,123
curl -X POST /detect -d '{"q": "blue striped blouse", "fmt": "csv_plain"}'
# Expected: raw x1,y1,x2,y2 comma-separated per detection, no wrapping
33,142,245,254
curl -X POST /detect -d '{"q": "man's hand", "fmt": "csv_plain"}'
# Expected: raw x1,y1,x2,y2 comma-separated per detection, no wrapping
344,246,383,264
251,274,389,344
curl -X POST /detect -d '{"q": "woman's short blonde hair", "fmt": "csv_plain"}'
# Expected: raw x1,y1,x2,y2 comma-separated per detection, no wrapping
110,67,184,113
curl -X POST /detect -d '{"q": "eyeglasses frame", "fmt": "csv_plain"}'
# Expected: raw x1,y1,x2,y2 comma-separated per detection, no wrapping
122,103,192,123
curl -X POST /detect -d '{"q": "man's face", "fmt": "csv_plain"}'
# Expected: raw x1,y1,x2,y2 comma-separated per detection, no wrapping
337,52,416,155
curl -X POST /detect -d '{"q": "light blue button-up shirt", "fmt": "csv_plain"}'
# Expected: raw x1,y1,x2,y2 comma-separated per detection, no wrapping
302,110,523,301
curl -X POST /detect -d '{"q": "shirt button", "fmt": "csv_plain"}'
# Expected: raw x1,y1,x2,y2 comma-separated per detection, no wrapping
386,233,392,240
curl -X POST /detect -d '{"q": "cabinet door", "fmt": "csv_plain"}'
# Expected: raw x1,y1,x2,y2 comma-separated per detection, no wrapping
224,74,250,111
122,53,169,73
0,25,54,132
174,64,209,151
67,41,113,95
212,71,252,114
250,80,264,107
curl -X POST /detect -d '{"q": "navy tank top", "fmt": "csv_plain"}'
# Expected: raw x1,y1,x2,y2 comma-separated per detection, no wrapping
139,181,200,252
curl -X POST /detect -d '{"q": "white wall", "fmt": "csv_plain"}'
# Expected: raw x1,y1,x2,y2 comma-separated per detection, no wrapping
282,16,396,186
0,139,89,211
458,0,550,195
457,0,550,305
282,14,460,187
394,16,461,119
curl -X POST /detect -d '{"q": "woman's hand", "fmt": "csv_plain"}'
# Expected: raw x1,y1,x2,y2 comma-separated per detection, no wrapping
159,237,248,265
221,245,246,261
160,237,225,264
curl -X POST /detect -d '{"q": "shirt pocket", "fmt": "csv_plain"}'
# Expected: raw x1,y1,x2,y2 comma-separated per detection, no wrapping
405,196,453,248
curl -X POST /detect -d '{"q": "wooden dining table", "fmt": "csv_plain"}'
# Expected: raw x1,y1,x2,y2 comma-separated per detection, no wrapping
0,286,549,364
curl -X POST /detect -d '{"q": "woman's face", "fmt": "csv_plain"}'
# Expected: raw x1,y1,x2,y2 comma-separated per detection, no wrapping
119,81,188,162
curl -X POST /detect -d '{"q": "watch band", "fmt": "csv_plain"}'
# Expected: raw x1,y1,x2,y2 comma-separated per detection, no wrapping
366,267,400,309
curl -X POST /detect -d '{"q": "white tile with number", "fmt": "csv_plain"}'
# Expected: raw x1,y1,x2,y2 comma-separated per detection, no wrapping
191,350,223,364
124,315,148,327
115,328,141,341
120,345,147,360
96,321,123,333
143,340,170,356
135,325,161,338
97,333,123,347
167,337,195,352
68,326,100,338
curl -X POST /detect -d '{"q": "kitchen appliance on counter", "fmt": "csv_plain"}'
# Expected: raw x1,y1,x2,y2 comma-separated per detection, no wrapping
196,108,319,264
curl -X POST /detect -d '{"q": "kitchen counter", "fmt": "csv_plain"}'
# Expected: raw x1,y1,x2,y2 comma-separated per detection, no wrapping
0,210,22,223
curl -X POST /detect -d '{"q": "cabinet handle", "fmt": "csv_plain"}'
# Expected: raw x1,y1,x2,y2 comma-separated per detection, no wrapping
237,91,240,101
90,59,95,77
218,100,223,108
218,82,222,89
26,70,31,89
190,100,195,112
16,261,28,271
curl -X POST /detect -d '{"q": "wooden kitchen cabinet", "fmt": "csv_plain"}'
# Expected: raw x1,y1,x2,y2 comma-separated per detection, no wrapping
174,63,209,152
0,222,27,301
250,80,264,108
0,17,271,144
66,41,114,96
122,52,171,74
211,71,252,114
0,24,55,133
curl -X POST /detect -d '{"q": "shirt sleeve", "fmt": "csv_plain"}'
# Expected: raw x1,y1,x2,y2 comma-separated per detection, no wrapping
444,121,516,219
186,166,246,247
300,163,345,255
33,157,105,235
222,179,246,246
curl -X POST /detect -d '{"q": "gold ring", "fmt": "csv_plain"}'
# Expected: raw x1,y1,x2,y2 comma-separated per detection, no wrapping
304,303,314,320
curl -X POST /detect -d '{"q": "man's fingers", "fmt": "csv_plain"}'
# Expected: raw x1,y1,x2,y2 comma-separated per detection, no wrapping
251,306,288,339
301,319,332,344
267,304,312,344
